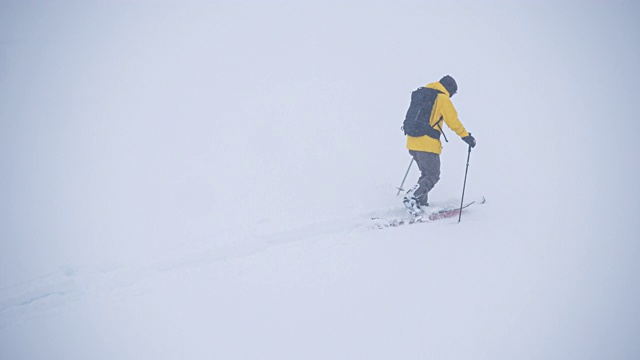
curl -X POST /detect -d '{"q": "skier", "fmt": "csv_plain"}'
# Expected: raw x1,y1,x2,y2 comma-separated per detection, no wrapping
403,75,476,212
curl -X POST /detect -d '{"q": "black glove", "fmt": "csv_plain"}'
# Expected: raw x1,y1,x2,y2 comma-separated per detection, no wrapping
462,133,476,148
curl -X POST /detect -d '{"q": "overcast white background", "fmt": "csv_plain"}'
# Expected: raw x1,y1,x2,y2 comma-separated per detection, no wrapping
1,1,640,359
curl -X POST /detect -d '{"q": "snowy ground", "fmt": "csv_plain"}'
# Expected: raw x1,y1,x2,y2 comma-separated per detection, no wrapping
2,1,640,359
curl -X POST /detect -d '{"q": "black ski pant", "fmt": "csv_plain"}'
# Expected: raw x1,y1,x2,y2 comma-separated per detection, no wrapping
409,150,440,206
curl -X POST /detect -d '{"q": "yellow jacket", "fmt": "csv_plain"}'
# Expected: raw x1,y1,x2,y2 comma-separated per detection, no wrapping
406,81,470,154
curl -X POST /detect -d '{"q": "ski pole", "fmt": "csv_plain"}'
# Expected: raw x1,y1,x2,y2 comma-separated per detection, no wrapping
396,158,414,195
458,145,472,223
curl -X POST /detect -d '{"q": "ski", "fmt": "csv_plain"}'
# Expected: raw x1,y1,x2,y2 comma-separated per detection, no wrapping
371,196,486,228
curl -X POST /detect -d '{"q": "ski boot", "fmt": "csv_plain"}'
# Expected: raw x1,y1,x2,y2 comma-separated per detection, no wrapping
403,185,424,216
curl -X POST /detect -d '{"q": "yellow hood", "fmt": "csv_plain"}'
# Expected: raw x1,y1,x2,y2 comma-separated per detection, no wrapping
425,81,451,97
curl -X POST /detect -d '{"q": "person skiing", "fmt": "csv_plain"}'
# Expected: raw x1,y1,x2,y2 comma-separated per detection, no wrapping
403,75,476,212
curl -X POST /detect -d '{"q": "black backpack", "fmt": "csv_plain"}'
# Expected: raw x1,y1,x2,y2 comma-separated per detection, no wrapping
402,87,443,139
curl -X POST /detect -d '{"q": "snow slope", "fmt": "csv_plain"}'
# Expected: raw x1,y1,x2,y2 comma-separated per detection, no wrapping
1,1,640,359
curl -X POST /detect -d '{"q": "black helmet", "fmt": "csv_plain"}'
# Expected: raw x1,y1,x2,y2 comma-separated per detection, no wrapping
439,75,457,97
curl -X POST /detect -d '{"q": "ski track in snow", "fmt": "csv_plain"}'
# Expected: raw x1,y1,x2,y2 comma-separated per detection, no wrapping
0,210,384,327
0,263,145,328
0,199,483,328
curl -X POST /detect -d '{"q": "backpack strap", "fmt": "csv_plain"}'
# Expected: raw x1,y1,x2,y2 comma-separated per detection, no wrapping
429,91,449,143
432,116,449,143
